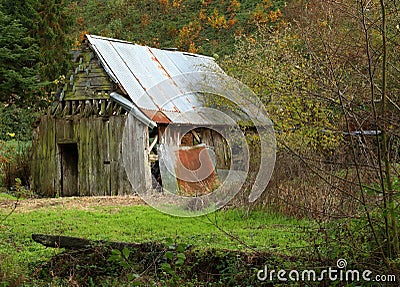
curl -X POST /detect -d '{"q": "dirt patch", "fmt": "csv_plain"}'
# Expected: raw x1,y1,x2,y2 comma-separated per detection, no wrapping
0,195,145,213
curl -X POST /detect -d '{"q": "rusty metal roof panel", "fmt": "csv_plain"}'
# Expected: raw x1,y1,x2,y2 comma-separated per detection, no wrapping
140,109,172,124
86,34,226,125
161,110,210,125
148,48,184,78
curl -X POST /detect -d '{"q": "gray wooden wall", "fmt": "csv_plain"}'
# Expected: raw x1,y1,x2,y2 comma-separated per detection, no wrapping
31,114,151,197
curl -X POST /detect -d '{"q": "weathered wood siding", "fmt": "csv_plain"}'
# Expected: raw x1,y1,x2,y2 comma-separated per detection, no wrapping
201,129,231,169
31,115,57,197
31,114,151,197
122,115,152,195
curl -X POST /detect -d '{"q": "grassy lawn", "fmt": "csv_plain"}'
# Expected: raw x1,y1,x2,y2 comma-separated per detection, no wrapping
0,199,309,284
0,192,18,200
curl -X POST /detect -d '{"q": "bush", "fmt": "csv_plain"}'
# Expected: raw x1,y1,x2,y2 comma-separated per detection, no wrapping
0,140,31,191
0,104,38,141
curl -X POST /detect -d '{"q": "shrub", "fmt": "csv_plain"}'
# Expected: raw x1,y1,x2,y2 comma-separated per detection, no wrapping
0,140,31,191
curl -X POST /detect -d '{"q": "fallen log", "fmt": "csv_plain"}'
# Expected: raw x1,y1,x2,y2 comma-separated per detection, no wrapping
32,233,160,250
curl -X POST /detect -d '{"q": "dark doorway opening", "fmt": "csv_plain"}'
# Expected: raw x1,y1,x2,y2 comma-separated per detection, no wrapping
59,143,78,196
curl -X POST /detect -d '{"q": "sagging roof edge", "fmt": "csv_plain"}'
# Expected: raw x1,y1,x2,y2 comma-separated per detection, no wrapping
110,92,157,129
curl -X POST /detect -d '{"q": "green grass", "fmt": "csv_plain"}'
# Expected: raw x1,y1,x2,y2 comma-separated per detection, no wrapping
0,204,309,282
0,192,18,200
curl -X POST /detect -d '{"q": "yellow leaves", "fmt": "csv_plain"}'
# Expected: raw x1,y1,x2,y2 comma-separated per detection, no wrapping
251,2,283,25
252,9,267,23
318,19,328,28
207,8,228,30
199,9,207,21
177,21,202,50
141,14,151,27
202,0,212,6
53,75,66,85
228,18,238,28
188,42,197,54
248,37,256,44
7,133,15,138
227,0,241,14
178,26,191,44
268,9,282,23
263,0,273,10
172,0,182,9
158,0,169,7
75,30,89,48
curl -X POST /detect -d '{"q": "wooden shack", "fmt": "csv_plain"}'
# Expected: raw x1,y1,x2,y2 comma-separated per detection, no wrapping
31,35,231,197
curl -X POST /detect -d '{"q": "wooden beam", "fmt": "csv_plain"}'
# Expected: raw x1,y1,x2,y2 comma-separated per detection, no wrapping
191,130,201,143
148,135,158,155
32,234,163,251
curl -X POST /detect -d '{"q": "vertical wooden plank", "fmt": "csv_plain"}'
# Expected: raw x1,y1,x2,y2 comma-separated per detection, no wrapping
31,117,41,194
49,116,57,196
212,130,230,169
90,117,99,196
74,117,80,194
31,120,39,193
109,116,118,195
78,118,89,196
144,121,152,192
92,118,100,195
32,116,54,196
33,115,57,197
87,117,95,196
121,115,151,195
95,117,107,196
116,116,125,195
103,119,111,195
201,128,230,169
118,116,127,195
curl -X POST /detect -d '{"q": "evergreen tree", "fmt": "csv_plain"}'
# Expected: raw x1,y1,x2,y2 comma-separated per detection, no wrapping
1,0,73,83
0,0,38,33
0,10,39,105
35,0,73,82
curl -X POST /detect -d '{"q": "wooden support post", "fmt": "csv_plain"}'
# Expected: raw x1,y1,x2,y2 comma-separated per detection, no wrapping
148,135,159,155
100,99,106,115
62,101,71,117
84,100,93,117
93,99,99,115
72,100,77,115
191,130,201,144
105,100,113,116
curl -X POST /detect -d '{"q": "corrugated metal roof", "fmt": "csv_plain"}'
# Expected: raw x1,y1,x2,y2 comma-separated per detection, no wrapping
86,34,226,125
